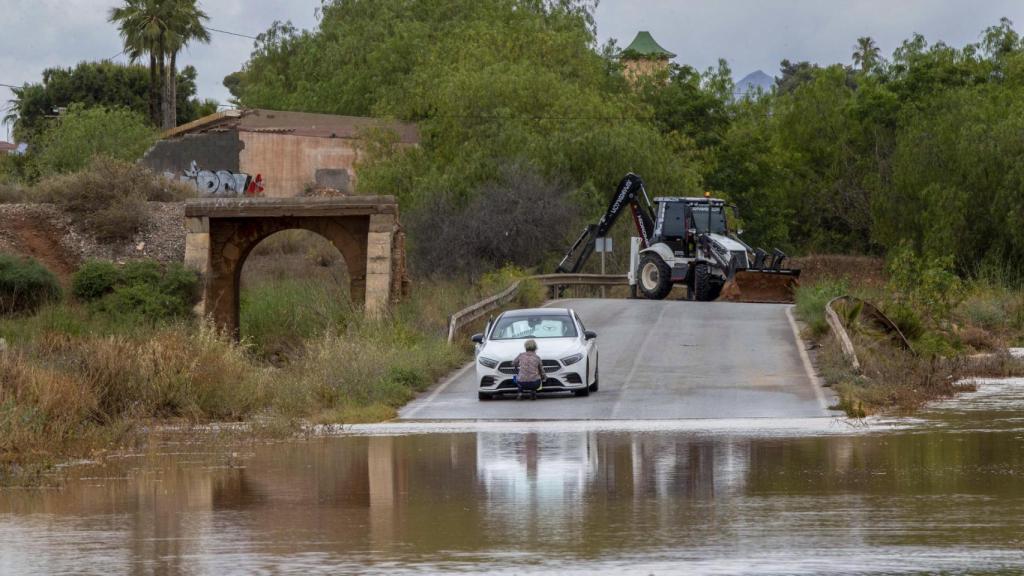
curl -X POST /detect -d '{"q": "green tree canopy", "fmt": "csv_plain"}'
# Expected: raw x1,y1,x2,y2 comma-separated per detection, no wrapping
231,0,699,214
6,61,215,144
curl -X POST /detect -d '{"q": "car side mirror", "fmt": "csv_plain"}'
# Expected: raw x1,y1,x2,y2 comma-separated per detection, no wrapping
471,333,484,344
584,330,597,340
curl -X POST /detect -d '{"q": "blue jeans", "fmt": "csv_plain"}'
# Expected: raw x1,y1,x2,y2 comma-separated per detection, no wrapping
517,379,542,394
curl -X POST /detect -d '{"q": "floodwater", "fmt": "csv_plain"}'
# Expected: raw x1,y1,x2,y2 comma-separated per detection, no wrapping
3,382,1024,575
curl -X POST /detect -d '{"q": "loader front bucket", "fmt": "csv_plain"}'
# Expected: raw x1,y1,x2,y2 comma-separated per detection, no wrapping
717,270,800,304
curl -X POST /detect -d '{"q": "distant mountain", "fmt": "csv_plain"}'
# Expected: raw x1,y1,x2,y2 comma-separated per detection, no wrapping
735,70,774,97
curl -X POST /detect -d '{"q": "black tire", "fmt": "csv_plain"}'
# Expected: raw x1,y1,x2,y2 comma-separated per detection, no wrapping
478,392,492,401
574,386,590,397
589,361,599,392
694,262,715,302
638,253,673,300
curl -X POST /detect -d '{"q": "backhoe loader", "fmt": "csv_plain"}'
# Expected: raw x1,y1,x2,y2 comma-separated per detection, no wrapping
556,173,799,302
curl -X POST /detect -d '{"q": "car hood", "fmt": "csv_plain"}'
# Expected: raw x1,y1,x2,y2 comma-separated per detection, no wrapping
479,338,583,361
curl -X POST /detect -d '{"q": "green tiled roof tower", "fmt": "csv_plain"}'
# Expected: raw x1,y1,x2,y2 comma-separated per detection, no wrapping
622,31,676,59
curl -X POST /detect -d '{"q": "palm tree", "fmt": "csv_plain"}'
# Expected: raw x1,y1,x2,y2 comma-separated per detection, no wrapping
109,0,209,130
852,36,881,74
162,1,210,129
109,0,167,126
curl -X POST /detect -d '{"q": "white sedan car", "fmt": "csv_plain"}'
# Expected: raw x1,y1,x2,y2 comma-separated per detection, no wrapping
471,308,598,400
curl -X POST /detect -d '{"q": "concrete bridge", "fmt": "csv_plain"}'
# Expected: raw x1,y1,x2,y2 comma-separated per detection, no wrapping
183,196,407,335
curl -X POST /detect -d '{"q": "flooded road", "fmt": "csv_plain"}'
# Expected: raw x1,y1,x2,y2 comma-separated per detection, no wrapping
3,381,1024,575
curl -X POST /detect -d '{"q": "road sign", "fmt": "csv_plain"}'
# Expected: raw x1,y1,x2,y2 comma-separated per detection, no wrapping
595,237,613,253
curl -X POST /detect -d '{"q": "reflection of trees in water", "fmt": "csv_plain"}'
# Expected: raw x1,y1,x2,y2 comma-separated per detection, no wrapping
7,425,1024,570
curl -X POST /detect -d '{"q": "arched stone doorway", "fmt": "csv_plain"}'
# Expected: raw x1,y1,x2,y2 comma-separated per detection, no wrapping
183,197,406,336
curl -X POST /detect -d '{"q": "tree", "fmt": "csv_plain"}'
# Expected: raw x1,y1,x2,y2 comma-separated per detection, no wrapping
109,0,166,126
852,36,881,74
234,0,700,214
5,61,213,143
775,59,819,94
109,0,210,130
161,0,210,129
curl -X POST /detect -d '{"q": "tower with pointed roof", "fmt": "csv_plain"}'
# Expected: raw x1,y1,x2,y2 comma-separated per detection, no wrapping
621,31,676,85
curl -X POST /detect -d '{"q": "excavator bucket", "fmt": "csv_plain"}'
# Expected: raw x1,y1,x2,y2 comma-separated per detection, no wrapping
718,270,800,304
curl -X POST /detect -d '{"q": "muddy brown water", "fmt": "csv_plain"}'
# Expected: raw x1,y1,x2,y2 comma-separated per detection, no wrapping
3,380,1024,575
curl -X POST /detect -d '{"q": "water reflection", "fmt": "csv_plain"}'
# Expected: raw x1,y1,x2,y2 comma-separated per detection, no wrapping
2,392,1024,574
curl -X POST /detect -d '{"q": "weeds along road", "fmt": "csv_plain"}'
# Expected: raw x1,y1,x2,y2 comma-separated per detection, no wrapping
400,299,834,420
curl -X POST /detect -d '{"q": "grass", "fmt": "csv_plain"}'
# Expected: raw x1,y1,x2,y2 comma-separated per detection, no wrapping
795,263,1024,417
0,243,546,484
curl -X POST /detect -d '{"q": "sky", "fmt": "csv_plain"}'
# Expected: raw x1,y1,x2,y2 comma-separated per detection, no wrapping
2,0,1023,142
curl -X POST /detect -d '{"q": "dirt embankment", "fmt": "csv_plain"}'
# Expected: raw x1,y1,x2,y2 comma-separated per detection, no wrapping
791,254,886,288
0,203,186,280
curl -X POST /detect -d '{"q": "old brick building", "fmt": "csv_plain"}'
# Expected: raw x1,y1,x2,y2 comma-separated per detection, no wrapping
141,109,419,198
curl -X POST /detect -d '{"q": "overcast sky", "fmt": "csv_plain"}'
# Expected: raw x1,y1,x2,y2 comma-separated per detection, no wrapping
3,0,1023,141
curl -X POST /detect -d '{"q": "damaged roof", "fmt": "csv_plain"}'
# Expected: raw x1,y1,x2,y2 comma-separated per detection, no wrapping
163,108,420,143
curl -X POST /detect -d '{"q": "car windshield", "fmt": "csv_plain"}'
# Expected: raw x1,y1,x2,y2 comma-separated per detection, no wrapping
490,314,577,340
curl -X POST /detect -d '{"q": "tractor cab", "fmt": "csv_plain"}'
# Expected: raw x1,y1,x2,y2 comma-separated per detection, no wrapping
652,197,731,257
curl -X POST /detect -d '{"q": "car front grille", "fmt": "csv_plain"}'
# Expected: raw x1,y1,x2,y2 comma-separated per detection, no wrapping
497,359,562,374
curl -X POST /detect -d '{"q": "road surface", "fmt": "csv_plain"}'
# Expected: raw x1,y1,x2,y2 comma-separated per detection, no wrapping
400,299,834,420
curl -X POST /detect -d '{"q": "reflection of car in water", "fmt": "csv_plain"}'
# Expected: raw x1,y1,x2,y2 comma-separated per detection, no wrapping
471,308,599,400
476,432,596,501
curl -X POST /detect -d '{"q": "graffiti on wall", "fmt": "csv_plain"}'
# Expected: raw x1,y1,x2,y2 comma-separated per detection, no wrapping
179,161,264,197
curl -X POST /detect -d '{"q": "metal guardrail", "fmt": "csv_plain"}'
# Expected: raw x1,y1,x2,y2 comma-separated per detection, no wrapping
826,296,861,371
446,274,627,343
826,295,915,372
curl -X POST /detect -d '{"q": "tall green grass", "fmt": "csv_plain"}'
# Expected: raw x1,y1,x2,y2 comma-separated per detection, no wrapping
794,278,848,338
240,278,353,359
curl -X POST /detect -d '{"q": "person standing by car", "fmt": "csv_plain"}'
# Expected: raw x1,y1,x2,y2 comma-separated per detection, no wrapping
513,339,546,401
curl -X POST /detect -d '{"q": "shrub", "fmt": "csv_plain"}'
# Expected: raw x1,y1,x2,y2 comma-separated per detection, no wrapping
72,260,121,301
884,303,925,341
81,260,198,322
34,157,193,241
31,104,156,176
0,254,61,316
0,182,31,204
887,243,964,325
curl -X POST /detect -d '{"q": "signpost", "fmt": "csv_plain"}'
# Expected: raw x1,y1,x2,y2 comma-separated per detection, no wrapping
596,237,612,298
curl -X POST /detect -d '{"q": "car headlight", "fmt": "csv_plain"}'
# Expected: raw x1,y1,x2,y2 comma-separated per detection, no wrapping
561,353,584,366
478,356,499,369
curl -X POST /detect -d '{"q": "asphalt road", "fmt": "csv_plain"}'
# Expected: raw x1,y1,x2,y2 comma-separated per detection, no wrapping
399,299,834,420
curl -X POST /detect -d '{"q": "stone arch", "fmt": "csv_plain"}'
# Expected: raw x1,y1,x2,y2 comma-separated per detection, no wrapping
183,197,406,337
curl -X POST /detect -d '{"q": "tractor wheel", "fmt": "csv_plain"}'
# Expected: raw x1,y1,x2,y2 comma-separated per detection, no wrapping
694,262,715,302
638,253,673,300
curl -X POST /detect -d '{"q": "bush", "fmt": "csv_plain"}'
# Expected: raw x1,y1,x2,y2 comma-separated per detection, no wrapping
886,243,964,325
72,260,121,301
884,303,925,341
76,259,198,322
31,104,156,176
0,254,61,316
34,156,193,241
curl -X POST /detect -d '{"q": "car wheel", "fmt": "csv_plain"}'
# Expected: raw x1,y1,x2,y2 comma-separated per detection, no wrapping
589,362,599,392
478,392,492,401
574,385,590,397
